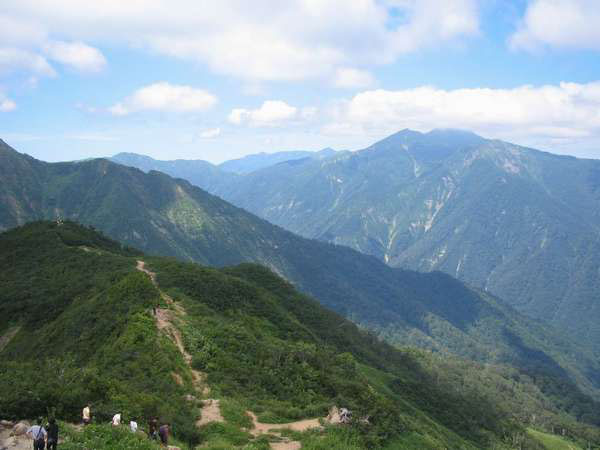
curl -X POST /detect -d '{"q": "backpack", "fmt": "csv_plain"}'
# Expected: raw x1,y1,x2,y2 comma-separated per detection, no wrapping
35,425,45,443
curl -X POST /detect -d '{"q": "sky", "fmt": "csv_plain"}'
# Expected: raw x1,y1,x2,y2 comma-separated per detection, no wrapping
1,0,600,163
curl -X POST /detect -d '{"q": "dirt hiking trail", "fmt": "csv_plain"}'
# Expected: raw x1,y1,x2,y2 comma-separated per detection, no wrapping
246,411,323,449
247,412,322,435
137,260,326,449
136,260,220,424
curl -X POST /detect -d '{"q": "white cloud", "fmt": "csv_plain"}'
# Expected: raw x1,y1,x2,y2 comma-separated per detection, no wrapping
44,40,106,72
323,82,600,150
0,47,55,76
109,82,217,115
334,67,375,89
510,0,600,51
199,127,221,138
0,96,16,111
0,0,481,82
229,100,299,127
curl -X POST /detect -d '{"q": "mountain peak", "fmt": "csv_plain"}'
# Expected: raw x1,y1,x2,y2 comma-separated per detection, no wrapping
365,128,485,161
426,128,484,141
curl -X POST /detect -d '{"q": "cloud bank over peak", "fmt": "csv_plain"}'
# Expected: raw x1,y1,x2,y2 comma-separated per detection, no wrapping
324,81,600,153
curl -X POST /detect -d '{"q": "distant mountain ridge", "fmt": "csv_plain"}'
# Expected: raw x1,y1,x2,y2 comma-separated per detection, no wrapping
217,147,338,174
2,138,600,414
111,147,338,183
110,130,600,349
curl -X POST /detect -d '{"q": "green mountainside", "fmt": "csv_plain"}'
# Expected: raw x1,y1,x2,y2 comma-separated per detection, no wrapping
122,130,600,349
1,221,599,449
1,139,600,428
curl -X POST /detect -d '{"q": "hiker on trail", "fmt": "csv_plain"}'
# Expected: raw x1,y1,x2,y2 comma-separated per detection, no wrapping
148,417,158,440
82,404,91,426
111,413,121,427
26,418,47,450
129,419,138,433
158,422,169,446
46,418,59,450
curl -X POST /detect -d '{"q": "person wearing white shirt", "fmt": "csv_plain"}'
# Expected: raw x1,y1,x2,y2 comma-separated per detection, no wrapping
82,404,91,425
112,413,121,427
130,419,138,433
26,419,47,450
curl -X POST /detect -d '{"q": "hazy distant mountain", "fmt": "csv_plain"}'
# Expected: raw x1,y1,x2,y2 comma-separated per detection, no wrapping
111,152,238,192
218,148,338,174
3,138,600,410
201,129,600,348
111,148,339,187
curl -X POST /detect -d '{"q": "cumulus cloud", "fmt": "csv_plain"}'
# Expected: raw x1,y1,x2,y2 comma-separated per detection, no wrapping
0,0,481,81
199,127,221,138
44,41,106,72
510,0,600,51
229,100,299,127
333,68,375,89
323,82,600,150
109,82,217,115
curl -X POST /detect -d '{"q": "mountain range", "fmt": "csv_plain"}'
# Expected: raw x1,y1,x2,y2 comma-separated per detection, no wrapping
112,129,600,350
2,137,600,425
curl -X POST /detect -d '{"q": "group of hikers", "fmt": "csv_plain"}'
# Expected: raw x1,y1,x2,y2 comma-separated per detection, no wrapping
23,404,171,449
106,409,169,444
84,404,171,446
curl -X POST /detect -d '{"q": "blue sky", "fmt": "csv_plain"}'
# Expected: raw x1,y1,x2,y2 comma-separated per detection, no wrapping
1,0,600,163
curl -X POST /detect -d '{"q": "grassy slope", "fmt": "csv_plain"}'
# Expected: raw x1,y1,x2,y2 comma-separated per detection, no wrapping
527,429,584,450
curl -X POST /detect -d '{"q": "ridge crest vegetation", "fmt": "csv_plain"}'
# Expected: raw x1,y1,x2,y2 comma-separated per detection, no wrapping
0,221,599,449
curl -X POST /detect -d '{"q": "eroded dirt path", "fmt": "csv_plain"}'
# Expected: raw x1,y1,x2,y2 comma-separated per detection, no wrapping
247,412,322,435
136,260,221,425
247,411,323,449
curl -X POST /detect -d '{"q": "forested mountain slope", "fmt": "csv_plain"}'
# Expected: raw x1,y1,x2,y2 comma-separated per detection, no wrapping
1,139,599,420
122,130,600,348
1,221,599,449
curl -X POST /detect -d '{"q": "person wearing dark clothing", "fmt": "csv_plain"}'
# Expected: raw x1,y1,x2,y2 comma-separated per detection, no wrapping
158,423,169,446
46,418,58,450
148,417,158,440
